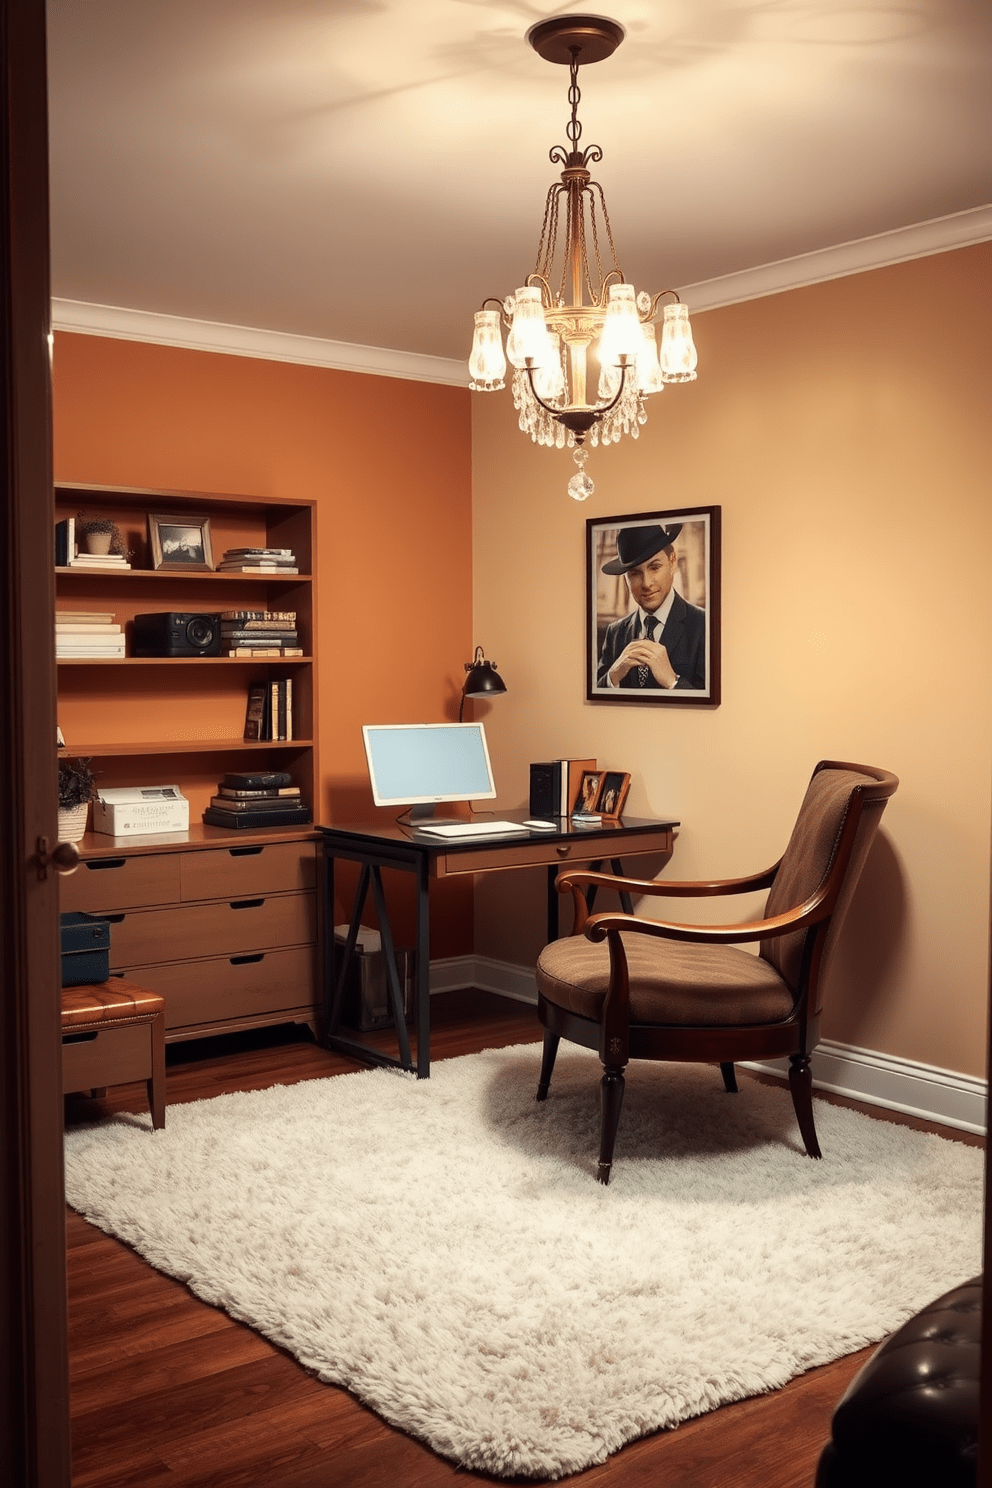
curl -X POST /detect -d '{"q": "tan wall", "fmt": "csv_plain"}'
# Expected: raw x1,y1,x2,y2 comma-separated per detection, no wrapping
471,243,992,1078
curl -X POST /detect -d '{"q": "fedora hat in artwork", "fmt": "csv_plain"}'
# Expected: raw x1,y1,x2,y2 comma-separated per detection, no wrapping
601,523,683,575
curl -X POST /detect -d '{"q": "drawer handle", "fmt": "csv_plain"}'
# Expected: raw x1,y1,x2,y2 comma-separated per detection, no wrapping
230,898,264,910
556,844,571,857
229,846,264,857
230,953,264,965
63,1031,98,1045
102,913,127,923
84,858,128,871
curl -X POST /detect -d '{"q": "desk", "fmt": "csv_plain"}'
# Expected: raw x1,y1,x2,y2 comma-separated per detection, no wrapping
320,811,678,1077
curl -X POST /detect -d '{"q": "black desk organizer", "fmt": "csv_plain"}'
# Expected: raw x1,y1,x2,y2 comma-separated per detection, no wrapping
59,911,111,987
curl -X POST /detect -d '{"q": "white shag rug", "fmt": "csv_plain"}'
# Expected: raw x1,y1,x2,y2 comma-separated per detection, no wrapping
63,1043,983,1480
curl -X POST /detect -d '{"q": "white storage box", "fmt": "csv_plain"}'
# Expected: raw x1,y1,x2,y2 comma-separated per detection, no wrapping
93,785,190,837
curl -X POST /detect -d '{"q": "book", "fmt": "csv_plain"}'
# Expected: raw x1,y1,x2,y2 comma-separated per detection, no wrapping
55,622,123,633
226,646,304,657
217,564,299,575
216,785,301,799
243,683,267,742
221,629,298,643
221,770,292,790
68,553,130,565
56,611,115,623
561,758,597,816
208,794,303,812
220,610,296,622
220,548,294,559
54,517,75,566
219,619,299,631
202,804,312,830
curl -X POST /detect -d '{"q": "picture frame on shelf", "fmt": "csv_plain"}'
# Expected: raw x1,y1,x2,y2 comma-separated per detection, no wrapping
572,770,603,815
148,513,215,572
595,771,630,819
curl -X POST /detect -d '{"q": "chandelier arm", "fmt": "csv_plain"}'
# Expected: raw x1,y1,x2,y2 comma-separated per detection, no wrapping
524,357,631,421
646,289,684,319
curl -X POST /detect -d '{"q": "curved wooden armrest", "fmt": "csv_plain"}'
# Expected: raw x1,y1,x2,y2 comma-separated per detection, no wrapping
583,889,831,947
557,863,780,935
557,864,780,900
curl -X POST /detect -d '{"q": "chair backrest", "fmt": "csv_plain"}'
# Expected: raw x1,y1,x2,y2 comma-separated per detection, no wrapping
760,761,898,995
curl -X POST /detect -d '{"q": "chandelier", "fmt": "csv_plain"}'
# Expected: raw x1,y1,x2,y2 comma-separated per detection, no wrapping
468,14,697,501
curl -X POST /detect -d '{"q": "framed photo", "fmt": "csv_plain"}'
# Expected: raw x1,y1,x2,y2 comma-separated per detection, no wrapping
573,769,603,815
586,506,721,706
595,771,630,819
148,513,214,572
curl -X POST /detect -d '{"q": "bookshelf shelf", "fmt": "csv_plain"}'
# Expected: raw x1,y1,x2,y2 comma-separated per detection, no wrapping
57,656,314,666
59,738,315,758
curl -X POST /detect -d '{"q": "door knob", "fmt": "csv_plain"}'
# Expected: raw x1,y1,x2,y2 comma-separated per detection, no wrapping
36,835,81,879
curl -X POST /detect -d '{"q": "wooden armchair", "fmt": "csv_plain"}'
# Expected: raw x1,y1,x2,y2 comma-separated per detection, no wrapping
535,760,898,1183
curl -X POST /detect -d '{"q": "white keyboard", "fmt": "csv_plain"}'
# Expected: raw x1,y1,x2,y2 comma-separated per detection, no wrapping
416,820,530,839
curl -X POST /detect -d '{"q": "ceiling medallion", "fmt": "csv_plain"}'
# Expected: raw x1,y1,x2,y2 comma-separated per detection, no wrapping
468,15,698,500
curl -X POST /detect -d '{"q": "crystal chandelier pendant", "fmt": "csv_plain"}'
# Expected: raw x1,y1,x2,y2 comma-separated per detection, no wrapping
567,446,594,501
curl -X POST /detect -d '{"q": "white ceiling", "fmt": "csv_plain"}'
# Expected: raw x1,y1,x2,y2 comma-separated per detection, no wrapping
46,1,992,365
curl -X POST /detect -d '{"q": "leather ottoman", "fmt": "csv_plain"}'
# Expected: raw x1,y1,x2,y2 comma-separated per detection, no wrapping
816,1276,981,1487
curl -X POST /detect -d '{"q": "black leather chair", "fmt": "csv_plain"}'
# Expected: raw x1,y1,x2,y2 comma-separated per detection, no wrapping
815,1276,981,1487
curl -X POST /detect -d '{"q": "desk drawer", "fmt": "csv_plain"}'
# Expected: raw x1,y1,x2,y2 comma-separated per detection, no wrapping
107,892,316,968
124,945,317,1032
431,827,674,877
181,840,317,901
60,853,181,913
62,1023,153,1093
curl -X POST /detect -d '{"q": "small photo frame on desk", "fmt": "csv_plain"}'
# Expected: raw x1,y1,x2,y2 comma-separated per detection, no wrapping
595,771,630,819
148,514,214,572
573,770,603,815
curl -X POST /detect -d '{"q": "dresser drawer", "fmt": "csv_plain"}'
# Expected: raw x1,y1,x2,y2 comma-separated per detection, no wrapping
180,840,317,901
121,946,317,1032
60,853,181,913
107,892,316,968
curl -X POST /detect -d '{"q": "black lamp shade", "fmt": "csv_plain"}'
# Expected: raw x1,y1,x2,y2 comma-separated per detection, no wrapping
461,647,507,715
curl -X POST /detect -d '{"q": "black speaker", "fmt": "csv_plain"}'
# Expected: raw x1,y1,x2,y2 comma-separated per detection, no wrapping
529,761,557,818
132,612,222,657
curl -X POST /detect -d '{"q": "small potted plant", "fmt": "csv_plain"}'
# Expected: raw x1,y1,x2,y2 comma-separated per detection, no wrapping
58,757,98,842
75,512,131,559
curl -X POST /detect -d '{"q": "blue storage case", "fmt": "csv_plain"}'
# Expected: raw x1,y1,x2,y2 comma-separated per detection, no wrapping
59,911,111,987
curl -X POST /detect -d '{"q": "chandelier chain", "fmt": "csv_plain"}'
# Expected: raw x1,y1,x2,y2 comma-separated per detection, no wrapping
566,53,582,151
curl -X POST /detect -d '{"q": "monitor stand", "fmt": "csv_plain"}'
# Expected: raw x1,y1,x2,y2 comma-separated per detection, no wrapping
398,803,467,827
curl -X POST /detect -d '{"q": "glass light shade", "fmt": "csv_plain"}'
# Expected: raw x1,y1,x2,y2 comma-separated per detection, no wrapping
636,322,664,395
659,301,698,382
506,286,552,369
596,357,621,403
532,333,566,401
597,283,643,368
468,310,506,391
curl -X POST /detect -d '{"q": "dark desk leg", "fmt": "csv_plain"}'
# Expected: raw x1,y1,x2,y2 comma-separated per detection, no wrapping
415,855,430,1078
610,858,635,915
370,867,413,1070
325,863,371,1036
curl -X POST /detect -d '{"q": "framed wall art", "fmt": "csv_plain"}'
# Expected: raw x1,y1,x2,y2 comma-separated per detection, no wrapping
148,513,215,572
586,506,721,705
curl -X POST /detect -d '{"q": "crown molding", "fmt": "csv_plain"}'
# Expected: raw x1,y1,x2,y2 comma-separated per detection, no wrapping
49,299,468,387
51,205,992,382
681,204,992,312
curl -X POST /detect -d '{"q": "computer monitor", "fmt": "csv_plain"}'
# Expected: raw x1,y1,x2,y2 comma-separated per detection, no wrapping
362,721,498,821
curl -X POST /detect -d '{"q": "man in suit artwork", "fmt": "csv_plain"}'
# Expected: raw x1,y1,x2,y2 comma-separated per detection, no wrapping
596,523,707,691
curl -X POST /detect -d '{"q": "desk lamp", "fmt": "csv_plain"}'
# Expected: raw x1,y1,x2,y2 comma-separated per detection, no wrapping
460,646,507,721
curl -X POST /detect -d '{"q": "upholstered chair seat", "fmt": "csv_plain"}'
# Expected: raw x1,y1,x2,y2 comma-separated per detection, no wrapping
534,759,899,1184
536,935,795,1028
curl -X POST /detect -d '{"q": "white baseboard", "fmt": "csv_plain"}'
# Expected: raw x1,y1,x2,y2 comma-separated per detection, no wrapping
430,956,988,1136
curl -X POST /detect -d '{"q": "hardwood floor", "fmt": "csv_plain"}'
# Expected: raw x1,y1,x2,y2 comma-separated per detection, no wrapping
64,991,983,1488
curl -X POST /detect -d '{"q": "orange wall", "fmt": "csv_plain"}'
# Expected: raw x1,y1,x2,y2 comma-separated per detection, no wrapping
472,243,992,1078
52,334,475,953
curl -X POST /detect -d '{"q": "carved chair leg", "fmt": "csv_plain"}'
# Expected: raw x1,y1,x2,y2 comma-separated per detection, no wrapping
536,1030,560,1102
720,1062,738,1093
598,1065,626,1185
788,1054,822,1159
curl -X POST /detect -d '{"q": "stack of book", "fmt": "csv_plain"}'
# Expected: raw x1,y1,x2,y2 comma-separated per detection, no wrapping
221,610,302,657
54,518,132,570
243,678,295,741
55,611,125,659
217,547,299,575
202,771,312,830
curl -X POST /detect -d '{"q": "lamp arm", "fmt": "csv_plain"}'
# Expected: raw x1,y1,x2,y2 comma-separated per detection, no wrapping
524,357,630,422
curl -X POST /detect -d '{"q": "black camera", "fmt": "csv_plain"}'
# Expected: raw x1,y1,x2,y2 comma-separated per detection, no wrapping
132,612,222,657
